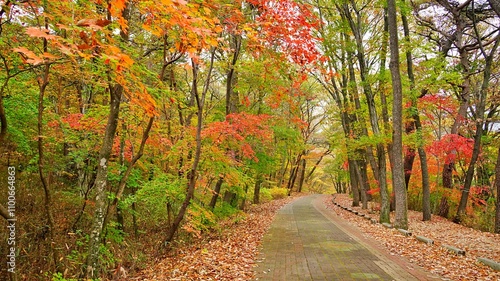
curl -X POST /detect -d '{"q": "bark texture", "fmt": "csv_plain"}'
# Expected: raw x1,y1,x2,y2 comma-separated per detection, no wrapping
84,84,122,278
387,0,408,229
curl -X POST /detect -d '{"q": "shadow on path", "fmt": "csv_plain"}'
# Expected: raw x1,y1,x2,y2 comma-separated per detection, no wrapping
254,194,439,281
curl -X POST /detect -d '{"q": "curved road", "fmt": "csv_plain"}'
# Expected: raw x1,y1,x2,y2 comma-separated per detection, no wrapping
254,194,440,281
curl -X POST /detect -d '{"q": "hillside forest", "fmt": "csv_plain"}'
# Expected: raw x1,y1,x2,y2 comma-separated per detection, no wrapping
0,0,499,280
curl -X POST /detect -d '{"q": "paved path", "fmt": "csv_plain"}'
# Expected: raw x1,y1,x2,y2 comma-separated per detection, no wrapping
254,194,439,281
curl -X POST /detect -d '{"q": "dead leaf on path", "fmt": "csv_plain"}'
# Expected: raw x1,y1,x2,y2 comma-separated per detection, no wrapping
327,194,500,281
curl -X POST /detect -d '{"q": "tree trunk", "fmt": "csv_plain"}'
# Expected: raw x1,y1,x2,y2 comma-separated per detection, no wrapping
356,159,368,209
278,156,289,188
209,176,224,209
287,153,303,195
253,174,263,204
455,33,499,223
36,44,63,273
388,0,408,229
305,149,330,183
0,90,6,147
442,19,472,189
0,51,14,149
240,184,249,210
84,84,122,279
349,159,360,207
403,123,416,189
494,146,500,234
490,0,500,16
165,52,214,243
419,136,432,221
297,158,306,193
222,34,241,204
341,2,388,219
102,117,154,232
225,34,241,116
378,8,394,169
400,4,431,221
287,165,299,196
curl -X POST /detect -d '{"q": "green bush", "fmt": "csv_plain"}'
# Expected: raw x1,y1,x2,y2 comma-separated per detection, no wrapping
213,202,240,219
259,188,272,203
184,202,217,237
269,187,287,199
135,173,185,223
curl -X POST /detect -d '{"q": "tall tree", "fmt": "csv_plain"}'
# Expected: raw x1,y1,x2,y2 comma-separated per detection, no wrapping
338,1,389,218
84,1,133,277
165,51,216,243
455,10,500,222
387,0,408,229
400,1,431,221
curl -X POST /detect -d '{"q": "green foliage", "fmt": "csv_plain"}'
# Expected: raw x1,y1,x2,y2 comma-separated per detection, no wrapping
98,243,117,274
213,202,241,219
184,202,217,237
258,188,273,203
136,172,185,222
269,187,288,199
106,221,126,244
51,272,79,281
64,230,88,274
3,80,38,155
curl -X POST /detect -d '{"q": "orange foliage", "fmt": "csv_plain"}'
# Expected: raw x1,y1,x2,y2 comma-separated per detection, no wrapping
202,113,273,161
248,0,322,65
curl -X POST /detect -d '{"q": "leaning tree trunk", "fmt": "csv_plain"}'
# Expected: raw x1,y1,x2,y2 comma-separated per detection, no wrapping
388,0,408,230
305,149,330,183
102,116,154,232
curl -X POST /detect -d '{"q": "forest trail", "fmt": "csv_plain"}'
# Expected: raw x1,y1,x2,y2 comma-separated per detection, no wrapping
254,194,440,281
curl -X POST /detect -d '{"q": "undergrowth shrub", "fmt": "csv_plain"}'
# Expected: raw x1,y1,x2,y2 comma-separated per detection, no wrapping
407,185,496,232
183,202,217,238
135,173,185,224
213,202,240,219
259,188,273,203
269,187,287,199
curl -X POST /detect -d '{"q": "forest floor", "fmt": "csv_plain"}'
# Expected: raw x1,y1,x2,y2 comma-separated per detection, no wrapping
134,193,500,281
330,194,500,281
135,195,301,280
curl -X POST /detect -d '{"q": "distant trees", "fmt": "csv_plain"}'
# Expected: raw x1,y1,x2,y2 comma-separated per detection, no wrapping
313,0,499,232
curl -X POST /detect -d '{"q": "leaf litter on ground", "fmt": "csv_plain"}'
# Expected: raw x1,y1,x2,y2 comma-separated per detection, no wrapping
135,195,300,280
134,193,499,281
327,194,500,281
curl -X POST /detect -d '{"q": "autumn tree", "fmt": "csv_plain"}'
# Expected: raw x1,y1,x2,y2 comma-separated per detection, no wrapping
387,0,408,229
454,3,500,222
400,0,432,221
